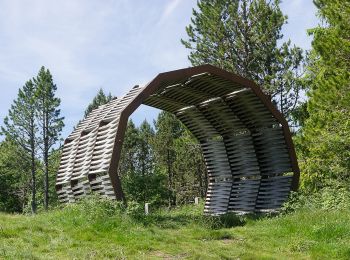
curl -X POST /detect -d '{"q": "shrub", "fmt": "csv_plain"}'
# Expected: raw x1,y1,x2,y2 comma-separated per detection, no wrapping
282,187,350,213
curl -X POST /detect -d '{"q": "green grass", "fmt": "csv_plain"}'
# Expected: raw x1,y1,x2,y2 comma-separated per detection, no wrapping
0,199,349,259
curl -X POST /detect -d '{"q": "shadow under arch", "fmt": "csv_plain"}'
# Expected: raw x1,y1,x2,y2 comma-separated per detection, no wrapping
56,65,300,215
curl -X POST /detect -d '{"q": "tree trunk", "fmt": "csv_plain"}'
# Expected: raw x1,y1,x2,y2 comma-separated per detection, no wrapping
30,114,37,214
43,112,49,210
203,159,208,196
167,149,172,207
167,148,176,207
31,148,36,214
197,160,204,198
44,145,49,210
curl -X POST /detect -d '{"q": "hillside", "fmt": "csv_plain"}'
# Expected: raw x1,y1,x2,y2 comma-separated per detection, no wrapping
0,199,349,259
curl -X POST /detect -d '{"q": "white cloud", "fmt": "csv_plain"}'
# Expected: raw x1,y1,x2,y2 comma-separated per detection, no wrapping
0,0,316,139
280,0,318,50
158,0,184,25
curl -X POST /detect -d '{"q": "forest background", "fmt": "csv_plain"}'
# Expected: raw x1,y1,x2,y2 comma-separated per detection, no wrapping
0,0,349,215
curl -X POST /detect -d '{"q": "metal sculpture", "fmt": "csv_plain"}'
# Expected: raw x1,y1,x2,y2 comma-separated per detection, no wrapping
56,65,300,214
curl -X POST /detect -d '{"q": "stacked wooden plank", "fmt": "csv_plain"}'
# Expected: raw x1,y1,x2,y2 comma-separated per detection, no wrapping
56,65,299,215
143,71,296,214
56,86,143,203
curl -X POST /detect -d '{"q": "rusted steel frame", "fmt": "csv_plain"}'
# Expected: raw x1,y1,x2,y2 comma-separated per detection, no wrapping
200,66,300,191
107,67,212,201
107,64,299,203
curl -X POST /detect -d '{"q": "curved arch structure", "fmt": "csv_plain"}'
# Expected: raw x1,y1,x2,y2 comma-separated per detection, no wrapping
56,65,299,214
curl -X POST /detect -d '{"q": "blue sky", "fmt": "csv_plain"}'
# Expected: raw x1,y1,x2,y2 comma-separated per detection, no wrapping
0,0,318,140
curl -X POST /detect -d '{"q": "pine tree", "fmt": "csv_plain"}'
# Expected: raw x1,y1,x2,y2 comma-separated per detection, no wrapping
1,80,38,213
153,112,208,206
33,67,64,209
297,0,350,190
0,138,31,212
118,120,139,176
47,148,62,207
153,111,185,206
84,88,113,118
135,121,155,202
136,120,155,177
172,129,207,204
119,119,168,206
34,66,64,210
181,0,304,119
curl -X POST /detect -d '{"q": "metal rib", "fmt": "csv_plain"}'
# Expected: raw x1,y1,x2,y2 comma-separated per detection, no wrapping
55,65,300,215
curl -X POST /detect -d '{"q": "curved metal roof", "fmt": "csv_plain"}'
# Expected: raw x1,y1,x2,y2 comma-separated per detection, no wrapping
56,65,300,214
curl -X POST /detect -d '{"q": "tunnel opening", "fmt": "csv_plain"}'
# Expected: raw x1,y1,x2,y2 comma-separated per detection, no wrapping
55,65,299,215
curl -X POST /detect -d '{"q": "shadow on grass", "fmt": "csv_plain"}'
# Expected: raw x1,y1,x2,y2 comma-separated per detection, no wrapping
129,211,268,230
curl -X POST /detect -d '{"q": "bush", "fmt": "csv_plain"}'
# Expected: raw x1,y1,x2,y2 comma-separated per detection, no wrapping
282,187,350,213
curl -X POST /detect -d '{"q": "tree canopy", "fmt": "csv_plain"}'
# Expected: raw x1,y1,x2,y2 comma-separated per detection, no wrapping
181,0,304,119
34,66,64,209
1,67,63,213
297,0,350,190
84,88,113,118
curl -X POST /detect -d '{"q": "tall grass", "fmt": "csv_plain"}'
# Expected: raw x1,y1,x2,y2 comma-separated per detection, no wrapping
0,194,349,259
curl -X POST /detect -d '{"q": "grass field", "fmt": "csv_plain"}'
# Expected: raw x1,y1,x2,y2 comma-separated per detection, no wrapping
0,199,349,259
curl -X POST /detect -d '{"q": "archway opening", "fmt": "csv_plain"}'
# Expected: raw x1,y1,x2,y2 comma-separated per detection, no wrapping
118,108,208,208
55,65,299,215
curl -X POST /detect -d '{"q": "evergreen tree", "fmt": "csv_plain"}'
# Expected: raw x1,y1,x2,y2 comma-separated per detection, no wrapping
173,129,207,204
34,66,64,210
181,0,304,119
118,120,139,176
1,80,38,213
119,119,168,206
153,111,185,206
0,139,31,212
136,120,155,177
47,148,62,207
153,112,208,206
135,121,155,203
297,0,350,190
84,88,113,118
